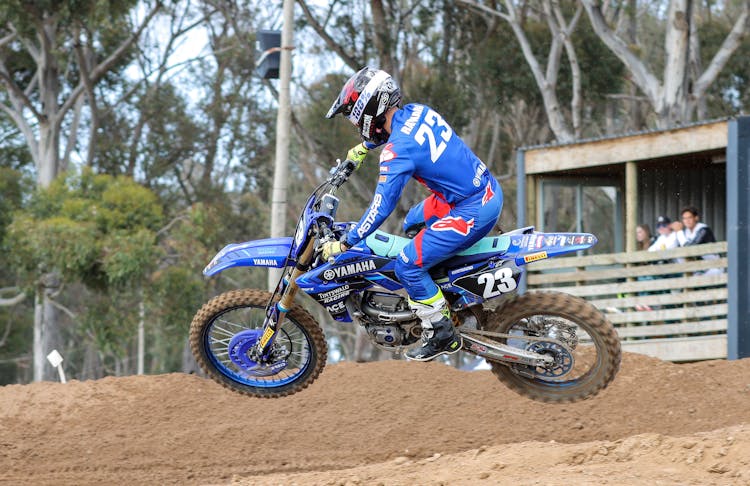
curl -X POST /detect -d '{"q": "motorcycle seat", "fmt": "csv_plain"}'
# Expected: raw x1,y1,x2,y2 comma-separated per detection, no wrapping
364,229,510,262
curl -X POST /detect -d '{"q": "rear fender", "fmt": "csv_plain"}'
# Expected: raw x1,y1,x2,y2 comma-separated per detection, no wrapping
505,232,598,266
203,237,293,276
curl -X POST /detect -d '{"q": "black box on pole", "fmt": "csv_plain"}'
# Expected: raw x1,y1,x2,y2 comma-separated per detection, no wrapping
258,30,281,79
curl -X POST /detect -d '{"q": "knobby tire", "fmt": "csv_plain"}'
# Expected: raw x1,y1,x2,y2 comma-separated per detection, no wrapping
484,291,621,403
189,289,327,398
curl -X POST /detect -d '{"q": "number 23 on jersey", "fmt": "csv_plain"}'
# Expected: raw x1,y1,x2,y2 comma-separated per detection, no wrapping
414,109,453,163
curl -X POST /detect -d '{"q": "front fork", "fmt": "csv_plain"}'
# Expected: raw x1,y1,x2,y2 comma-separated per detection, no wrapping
256,240,317,360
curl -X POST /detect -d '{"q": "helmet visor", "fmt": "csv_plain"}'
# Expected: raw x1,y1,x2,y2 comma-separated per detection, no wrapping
325,77,358,119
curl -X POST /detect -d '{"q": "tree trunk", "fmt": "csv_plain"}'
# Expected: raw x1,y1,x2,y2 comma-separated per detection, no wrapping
81,342,103,380
370,0,397,79
137,297,145,375
182,338,201,374
37,121,61,188
33,273,61,381
658,0,691,127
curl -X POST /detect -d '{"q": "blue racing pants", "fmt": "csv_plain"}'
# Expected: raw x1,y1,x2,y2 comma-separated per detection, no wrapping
394,178,503,301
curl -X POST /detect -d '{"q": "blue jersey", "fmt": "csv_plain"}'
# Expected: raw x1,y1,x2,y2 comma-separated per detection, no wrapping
346,103,493,246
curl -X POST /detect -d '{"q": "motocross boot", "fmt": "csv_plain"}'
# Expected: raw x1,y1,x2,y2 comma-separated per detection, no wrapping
405,291,463,362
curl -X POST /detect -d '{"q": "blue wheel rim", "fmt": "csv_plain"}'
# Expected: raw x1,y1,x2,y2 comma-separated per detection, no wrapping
203,305,313,388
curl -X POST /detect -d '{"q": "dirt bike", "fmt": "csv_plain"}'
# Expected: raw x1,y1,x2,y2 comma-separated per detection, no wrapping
189,160,621,403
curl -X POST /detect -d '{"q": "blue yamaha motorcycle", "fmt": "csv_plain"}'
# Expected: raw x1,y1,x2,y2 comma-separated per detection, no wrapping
189,160,620,402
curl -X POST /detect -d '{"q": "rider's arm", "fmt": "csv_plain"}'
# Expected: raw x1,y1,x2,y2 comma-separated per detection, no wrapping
345,151,414,247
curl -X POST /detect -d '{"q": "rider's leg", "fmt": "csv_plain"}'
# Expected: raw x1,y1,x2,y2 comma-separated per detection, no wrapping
396,180,503,361
405,288,462,361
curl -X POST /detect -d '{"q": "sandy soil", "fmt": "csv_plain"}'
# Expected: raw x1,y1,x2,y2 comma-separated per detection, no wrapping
1,352,749,485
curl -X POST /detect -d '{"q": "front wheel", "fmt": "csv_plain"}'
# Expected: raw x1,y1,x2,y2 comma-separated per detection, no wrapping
189,289,327,398
483,291,621,403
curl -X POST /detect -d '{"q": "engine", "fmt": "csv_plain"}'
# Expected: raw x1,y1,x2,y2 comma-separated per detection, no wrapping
366,324,407,346
360,291,421,348
364,291,410,313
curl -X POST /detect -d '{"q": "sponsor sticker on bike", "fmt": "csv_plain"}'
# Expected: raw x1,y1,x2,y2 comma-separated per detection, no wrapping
259,327,275,347
252,258,277,266
322,259,377,281
326,301,346,314
523,251,548,263
527,235,544,250
453,262,520,298
317,285,351,303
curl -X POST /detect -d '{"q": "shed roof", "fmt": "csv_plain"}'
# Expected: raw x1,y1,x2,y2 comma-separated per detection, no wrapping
521,118,731,175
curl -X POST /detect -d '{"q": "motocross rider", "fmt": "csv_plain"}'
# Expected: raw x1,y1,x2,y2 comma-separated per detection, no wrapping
323,67,503,361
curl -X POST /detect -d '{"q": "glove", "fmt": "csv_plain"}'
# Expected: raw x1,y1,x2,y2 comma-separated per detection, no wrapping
322,240,348,261
346,143,369,170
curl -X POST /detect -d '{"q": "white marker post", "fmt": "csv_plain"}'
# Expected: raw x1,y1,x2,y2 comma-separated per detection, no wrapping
46,349,67,384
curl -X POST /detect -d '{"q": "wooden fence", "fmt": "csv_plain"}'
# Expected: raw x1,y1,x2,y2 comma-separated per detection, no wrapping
525,242,728,362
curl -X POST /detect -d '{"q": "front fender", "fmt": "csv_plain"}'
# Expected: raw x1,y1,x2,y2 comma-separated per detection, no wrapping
203,237,293,276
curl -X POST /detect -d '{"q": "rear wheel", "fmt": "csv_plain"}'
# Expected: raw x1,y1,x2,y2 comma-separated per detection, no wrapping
189,289,327,398
483,291,621,403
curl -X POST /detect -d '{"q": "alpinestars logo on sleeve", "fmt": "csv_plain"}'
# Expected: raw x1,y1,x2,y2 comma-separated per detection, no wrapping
430,217,475,236
380,143,397,162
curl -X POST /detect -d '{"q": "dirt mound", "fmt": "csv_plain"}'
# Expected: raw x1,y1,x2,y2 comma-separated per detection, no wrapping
1,353,750,485
241,425,750,486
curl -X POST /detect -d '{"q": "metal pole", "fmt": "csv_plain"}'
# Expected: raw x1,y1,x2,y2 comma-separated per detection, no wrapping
516,149,526,229
268,0,294,290
727,116,750,360
516,149,527,294
137,298,145,375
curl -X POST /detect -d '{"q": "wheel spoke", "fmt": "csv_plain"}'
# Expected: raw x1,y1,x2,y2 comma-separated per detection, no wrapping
203,302,314,388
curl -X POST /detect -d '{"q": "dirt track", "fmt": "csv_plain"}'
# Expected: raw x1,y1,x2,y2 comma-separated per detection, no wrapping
2,353,750,485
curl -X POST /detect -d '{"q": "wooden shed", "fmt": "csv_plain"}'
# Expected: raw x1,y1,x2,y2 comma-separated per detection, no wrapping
515,117,749,361
518,119,728,253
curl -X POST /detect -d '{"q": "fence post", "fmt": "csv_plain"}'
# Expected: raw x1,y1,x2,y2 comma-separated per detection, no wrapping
516,149,527,294
727,117,750,360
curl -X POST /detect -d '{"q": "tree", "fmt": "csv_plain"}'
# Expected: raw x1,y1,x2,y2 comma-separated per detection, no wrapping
458,0,588,142
6,171,165,375
0,0,163,380
581,0,750,127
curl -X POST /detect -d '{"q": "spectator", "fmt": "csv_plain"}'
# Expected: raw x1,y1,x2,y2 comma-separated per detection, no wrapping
634,223,656,311
676,206,716,246
676,206,722,275
648,216,680,252
636,224,655,250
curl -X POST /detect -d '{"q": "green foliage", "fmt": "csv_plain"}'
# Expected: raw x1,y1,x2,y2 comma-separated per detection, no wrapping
410,71,475,132
701,19,750,115
0,168,24,244
99,179,163,231
7,170,164,289
79,291,139,359
0,0,141,99
9,215,100,278
102,229,160,287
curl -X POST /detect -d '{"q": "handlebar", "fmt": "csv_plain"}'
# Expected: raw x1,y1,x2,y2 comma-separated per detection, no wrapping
318,220,335,240
326,158,356,189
